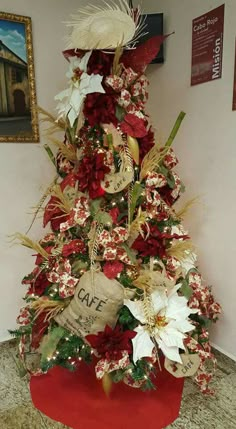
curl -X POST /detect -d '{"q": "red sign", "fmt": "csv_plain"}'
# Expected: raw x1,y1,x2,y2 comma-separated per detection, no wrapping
233,40,236,110
191,4,225,86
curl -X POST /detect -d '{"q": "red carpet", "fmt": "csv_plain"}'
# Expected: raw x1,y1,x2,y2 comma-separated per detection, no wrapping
30,361,184,429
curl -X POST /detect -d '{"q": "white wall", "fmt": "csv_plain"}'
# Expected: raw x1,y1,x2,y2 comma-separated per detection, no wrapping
138,0,236,359
0,0,84,341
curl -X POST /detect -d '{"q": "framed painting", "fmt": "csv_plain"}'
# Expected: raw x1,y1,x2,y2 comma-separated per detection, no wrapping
0,12,39,142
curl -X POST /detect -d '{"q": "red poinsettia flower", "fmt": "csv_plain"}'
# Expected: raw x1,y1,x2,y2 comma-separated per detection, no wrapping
138,127,155,162
86,325,136,360
109,207,120,224
103,260,124,279
34,246,53,266
121,35,167,73
62,239,86,257
132,224,188,258
43,173,77,230
76,152,110,199
120,114,147,138
83,93,117,127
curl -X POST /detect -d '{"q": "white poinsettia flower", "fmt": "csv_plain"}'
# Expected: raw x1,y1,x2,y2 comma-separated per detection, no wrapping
55,51,105,126
125,285,196,364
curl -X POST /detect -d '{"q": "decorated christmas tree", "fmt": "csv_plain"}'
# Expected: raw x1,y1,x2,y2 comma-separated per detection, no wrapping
13,1,221,395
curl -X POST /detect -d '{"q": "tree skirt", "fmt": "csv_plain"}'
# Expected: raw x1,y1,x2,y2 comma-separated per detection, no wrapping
30,361,184,429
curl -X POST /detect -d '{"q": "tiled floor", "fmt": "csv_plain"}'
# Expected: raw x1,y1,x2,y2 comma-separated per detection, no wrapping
0,340,235,428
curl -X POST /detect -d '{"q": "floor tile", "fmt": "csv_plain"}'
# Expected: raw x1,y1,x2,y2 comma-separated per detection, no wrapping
0,403,47,429
0,341,30,412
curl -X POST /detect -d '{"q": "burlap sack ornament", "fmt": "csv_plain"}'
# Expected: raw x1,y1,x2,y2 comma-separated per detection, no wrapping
55,271,125,337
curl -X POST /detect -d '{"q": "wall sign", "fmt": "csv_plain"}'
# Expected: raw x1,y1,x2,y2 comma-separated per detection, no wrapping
233,39,236,111
191,4,225,86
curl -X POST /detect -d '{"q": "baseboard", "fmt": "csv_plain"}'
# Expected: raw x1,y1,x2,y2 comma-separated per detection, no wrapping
211,342,236,362
0,333,12,343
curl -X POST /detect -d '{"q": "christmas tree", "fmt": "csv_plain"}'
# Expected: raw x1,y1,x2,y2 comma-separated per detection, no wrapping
13,1,221,395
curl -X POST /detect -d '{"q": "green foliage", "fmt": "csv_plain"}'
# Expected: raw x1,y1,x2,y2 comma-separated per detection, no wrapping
180,279,193,300
130,181,144,222
94,211,112,225
110,368,127,383
40,329,92,373
115,105,126,122
44,144,56,166
164,111,186,149
129,359,156,391
121,243,137,265
118,306,138,330
90,198,103,217
40,326,66,367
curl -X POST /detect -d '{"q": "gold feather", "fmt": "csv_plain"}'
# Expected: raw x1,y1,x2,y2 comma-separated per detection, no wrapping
48,137,77,163
37,106,65,133
31,299,68,321
10,233,49,259
51,185,72,214
176,197,199,220
140,144,162,181
25,176,58,235
167,240,196,261
129,208,148,239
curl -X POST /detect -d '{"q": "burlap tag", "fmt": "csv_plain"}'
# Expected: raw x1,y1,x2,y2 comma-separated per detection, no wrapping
164,353,200,378
55,271,124,337
101,154,133,193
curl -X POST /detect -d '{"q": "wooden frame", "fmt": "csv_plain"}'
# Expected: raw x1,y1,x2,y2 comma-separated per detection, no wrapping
0,12,39,142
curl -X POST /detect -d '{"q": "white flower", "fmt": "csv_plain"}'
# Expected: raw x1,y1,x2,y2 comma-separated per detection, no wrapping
125,286,196,364
55,51,105,126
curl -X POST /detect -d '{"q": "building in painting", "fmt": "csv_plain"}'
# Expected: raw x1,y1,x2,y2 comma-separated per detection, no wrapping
0,40,30,117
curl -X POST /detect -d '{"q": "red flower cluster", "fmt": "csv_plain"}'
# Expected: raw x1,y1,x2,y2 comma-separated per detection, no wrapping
76,152,110,199
86,325,136,361
132,224,188,258
23,269,50,297
120,114,147,138
138,127,155,162
62,239,86,257
83,93,117,127
87,50,114,76
158,185,177,207
103,260,124,279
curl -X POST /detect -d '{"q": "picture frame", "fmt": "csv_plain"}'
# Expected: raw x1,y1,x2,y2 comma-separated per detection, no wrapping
0,12,39,142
